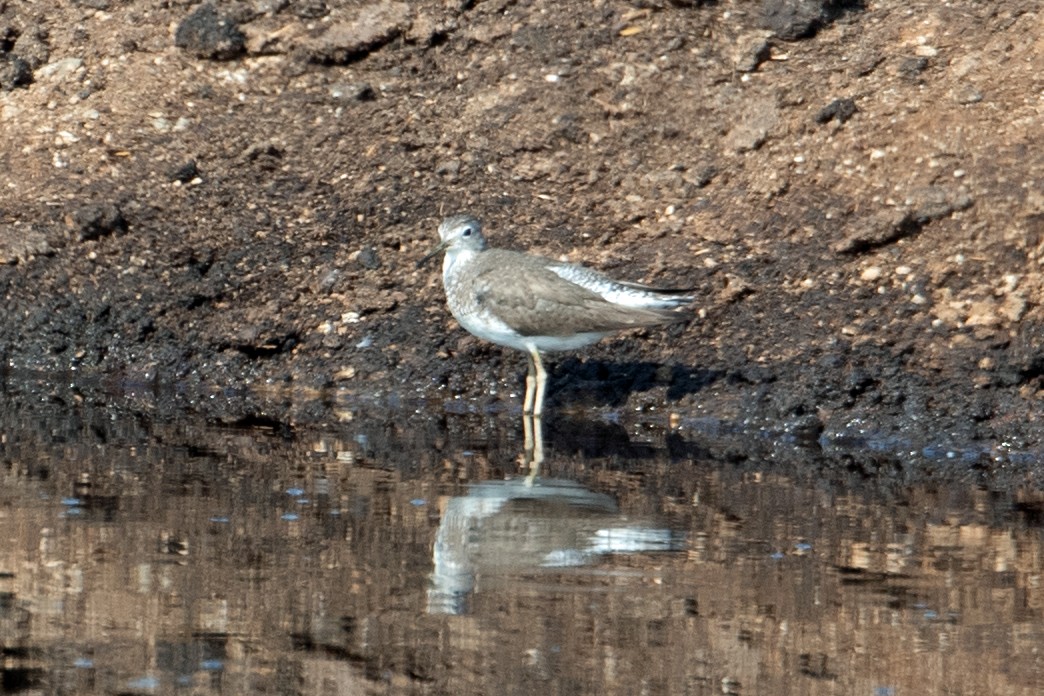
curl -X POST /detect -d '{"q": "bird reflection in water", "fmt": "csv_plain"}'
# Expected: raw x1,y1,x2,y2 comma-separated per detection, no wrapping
428,413,685,615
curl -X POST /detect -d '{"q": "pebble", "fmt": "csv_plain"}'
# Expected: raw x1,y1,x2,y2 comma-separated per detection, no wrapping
898,56,929,80
329,82,375,101
761,0,823,40
355,247,380,270
906,186,973,222
168,160,199,183
174,4,246,60
0,55,32,90
38,57,84,81
300,2,410,63
815,98,857,124
724,98,779,153
64,202,126,241
965,300,999,327
435,159,461,177
0,227,51,264
13,26,51,69
952,84,983,104
1001,294,1027,322
732,30,772,73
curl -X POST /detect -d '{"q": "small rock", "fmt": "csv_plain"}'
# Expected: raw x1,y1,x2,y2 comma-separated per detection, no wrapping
174,4,247,60
405,13,454,45
950,54,980,79
732,30,773,72
314,268,342,294
952,83,982,105
292,0,329,19
834,209,915,255
243,20,307,55
321,334,345,349
37,57,84,81
860,266,882,282
0,54,32,90
965,300,1000,328
905,186,973,223
242,140,284,168
65,203,127,242
0,226,53,264
898,56,929,80
1000,293,1027,323
848,51,884,77
837,188,973,256
12,25,50,69
761,0,824,41
688,163,718,188
302,2,411,64
784,414,824,441
257,0,290,13
720,274,754,304
334,366,357,380
724,97,779,153
435,159,461,177
814,97,857,124
356,247,381,270
845,369,876,395
329,82,376,101
168,160,200,183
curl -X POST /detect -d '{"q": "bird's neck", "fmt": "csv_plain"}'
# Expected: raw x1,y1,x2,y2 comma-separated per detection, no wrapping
443,247,480,278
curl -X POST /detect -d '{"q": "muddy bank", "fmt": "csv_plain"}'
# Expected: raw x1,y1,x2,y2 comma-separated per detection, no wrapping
0,1,1041,465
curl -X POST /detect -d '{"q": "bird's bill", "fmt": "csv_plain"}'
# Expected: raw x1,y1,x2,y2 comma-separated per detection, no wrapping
417,240,449,268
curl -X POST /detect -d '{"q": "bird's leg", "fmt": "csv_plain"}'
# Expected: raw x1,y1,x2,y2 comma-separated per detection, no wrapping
523,409,534,458
531,349,548,418
523,350,537,415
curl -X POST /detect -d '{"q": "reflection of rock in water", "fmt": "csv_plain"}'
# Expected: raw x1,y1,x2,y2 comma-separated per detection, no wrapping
428,478,685,615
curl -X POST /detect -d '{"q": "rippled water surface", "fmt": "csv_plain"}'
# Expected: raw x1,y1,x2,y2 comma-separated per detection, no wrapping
1,388,1042,695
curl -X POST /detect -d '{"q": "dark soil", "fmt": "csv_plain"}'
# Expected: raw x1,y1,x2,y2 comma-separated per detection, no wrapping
1,1,1042,466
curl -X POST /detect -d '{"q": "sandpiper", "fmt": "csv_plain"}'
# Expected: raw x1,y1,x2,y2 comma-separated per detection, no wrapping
419,214,694,416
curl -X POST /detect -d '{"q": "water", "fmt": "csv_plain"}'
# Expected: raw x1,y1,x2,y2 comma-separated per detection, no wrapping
1,388,1042,695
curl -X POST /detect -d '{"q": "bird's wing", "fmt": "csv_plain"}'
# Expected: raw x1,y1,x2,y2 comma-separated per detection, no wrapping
548,262,696,307
471,251,684,337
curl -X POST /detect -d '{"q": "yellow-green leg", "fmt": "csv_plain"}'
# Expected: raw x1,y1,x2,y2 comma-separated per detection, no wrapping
530,348,547,418
523,350,537,414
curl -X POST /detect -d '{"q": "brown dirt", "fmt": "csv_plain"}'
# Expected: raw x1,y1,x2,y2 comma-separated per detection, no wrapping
1,0,1042,466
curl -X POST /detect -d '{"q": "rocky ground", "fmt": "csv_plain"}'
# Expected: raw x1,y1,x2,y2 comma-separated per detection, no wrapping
0,0,1042,467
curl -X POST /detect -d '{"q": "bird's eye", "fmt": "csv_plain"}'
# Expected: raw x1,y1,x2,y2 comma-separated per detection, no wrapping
461,227,473,237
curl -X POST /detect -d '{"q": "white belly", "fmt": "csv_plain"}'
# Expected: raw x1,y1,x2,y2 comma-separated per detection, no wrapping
453,307,607,353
